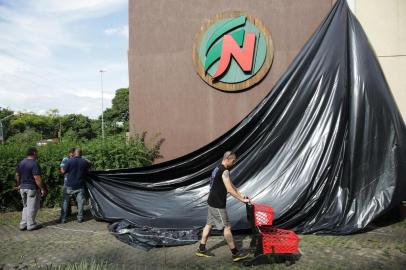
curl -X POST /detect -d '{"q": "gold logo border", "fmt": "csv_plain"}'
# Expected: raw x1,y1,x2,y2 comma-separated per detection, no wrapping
192,11,274,92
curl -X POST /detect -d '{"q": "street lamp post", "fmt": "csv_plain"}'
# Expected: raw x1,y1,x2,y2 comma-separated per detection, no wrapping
0,121,4,144
0,112,17,144
99,70,106,140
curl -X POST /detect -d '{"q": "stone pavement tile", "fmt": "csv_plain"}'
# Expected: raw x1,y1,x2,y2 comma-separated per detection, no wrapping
1,210,406,269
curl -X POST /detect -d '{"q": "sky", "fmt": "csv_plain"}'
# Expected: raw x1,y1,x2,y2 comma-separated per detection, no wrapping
0,0,129,119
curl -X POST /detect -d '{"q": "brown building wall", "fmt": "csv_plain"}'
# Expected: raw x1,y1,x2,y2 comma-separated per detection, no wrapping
129,0,335,163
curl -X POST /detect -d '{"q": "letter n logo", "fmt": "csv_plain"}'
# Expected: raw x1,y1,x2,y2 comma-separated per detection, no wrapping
213,33,256,79
193,12,274,91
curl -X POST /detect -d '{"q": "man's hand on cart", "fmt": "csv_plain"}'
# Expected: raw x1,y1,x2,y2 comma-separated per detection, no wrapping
237,190,251,204
242,195,251,204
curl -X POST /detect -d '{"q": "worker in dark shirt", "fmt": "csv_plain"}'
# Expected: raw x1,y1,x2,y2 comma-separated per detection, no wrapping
59,148,75,218
60,148,90,223
15,147,47,231
195,151,251,262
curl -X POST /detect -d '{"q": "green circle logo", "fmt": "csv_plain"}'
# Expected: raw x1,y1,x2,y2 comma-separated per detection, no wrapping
193,11,274,91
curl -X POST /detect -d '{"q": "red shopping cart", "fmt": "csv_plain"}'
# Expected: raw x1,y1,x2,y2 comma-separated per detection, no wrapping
244,203,301,266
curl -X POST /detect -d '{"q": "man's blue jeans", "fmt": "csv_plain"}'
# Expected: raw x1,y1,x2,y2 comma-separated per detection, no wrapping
61,187,85,221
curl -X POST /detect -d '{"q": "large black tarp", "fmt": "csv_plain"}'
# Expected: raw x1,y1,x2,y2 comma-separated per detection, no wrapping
87,0,406,247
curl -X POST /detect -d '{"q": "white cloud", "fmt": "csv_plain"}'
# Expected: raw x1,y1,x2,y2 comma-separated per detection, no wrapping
74,88,115,100
0,5,89,60
0,55,29,76
0,0,128,119
31,0,127,18
104,25,129,39
0,85,113,119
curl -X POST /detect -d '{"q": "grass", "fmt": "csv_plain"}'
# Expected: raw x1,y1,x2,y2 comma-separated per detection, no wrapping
0,206,94,226
38,260,123,270
34,261,350,270
395,243,406,254
391,219,406,228
0,207,60,226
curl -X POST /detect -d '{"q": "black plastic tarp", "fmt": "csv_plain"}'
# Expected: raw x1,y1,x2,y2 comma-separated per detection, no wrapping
87,0,406,248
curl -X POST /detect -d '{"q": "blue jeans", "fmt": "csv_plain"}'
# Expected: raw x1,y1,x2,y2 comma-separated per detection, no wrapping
61,187,85,221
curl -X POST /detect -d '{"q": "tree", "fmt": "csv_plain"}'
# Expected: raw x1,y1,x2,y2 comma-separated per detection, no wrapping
102,88,129,135
6,129,42,145
9,113,54,139
0,107,14,141
60,114,97,140
0,107,14,120
1,87,129,142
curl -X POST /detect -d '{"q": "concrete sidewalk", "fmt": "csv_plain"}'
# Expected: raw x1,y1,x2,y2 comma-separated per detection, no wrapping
0,208,405,269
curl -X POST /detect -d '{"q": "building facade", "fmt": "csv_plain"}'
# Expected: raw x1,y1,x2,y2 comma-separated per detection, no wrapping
128,0,405,163
347,0,406,120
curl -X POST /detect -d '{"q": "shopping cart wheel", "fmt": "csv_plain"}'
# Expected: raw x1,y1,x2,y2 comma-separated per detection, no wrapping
285,259,294,266
242,255,262,266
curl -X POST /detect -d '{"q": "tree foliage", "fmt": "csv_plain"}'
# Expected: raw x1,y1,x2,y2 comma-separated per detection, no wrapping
9,113,54,139
6,129,43,145
60,114,97,140
0,107,15,140
0,133,163,210
101,88,129,135
1,88,129,143
0,87,164,211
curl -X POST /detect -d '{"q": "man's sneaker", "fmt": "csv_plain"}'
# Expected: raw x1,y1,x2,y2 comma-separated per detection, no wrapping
27,224,43,231
58,218,66,224
19,226,27,231
195,248,214,258
232,250,249,262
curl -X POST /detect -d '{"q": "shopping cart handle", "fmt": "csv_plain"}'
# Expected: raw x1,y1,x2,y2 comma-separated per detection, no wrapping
244,196,253,205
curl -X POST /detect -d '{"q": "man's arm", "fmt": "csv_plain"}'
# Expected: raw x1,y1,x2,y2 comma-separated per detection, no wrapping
222,170,249,203
32,162,47,197
61,159,70,174
86,159,92,169
229,180,245,198
15,164,20,191
15,173,20,191
34,175,47,197
60,158,67,174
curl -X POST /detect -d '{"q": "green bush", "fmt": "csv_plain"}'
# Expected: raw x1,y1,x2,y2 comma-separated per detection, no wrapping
0,133,164,210
6,129,42,145
0,143,26,208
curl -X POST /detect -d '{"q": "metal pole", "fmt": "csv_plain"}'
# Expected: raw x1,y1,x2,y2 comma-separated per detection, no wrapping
100,70,106,140
58,118,62,142
0,120,3,144
0,113,16,144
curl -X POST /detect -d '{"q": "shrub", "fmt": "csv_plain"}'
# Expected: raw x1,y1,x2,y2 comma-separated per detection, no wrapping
0,133,163,210
6,129,42,145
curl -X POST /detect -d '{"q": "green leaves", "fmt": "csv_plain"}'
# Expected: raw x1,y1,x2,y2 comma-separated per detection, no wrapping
0,87,135,210
101,88,129,135
0,133,163,210
0,87,129,143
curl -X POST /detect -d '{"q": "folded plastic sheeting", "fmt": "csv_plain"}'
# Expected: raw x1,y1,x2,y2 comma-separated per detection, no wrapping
107,221,200,251
87,0,406,249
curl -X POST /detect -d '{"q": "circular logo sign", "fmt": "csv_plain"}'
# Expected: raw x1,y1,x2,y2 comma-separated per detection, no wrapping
193,11,274,92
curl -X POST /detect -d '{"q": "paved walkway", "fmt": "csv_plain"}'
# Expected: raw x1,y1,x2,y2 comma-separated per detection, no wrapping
0,208,405,269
